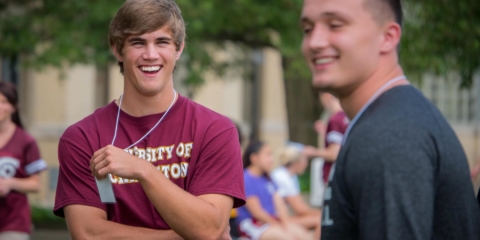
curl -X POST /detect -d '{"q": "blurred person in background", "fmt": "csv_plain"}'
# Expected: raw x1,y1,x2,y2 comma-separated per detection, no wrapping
470,159,480,180
270,144,321,239
229,120,244,239
301,0,480,238
312,92,348,184
236,141,313,240
469,159,480,206
0,81,47,240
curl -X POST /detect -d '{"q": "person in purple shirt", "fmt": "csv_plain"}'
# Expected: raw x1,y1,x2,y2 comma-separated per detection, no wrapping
53,0,245,239
236,141,312,240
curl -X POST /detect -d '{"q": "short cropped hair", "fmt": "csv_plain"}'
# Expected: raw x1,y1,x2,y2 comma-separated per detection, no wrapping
108,0,186,73
365,0,403,28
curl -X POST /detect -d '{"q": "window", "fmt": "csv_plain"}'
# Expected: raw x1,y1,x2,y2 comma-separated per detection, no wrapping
1,56,19,85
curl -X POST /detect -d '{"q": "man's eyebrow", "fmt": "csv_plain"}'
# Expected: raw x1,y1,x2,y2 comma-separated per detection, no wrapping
156,37,173,41
127,37,145,43
299,17,311,25
322,12,339,17
300,11,346,25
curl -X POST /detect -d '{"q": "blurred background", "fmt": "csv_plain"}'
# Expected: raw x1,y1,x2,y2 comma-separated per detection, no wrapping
0,0,479,237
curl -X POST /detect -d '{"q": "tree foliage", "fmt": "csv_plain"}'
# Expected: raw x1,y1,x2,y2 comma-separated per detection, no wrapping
0,0,479,146
401,0,480,87
1,0,478,84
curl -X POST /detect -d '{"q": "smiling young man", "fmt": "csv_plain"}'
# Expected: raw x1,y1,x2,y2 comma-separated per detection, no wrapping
301,0,480,239
53,0,245,239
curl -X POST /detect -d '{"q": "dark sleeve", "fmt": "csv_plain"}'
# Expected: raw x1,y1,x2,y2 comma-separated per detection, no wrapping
188,127,246,208
54,139,106,217
344,129,436,240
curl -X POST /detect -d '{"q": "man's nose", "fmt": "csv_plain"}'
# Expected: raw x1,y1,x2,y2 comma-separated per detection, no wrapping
308,25,329,50
143,44,160,60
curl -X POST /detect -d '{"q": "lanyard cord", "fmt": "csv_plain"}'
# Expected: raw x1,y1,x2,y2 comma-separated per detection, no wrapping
111,90,178,149
342,76,408,145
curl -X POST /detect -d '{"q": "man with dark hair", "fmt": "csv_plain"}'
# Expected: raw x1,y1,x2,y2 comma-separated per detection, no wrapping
54,0,245,239
301,0,480,239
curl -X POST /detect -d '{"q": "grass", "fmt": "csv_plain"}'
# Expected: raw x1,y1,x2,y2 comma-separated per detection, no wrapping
31,205,67,230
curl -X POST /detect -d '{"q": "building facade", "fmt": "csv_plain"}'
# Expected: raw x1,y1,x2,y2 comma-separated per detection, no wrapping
1,51,479,206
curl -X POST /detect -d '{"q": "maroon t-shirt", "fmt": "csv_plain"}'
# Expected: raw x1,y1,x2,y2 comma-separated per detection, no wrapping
0,127,46,234
322,111,348,183
54,94,246,229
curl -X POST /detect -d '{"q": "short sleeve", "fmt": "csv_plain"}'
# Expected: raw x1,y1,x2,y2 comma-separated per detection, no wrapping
270,168,299,197
54,139,106,218
326,113,348,145
24,140,47,175
188,127,246,208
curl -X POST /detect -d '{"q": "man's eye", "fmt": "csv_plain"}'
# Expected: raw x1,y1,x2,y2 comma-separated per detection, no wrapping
302,27,312,34
330,22,343,29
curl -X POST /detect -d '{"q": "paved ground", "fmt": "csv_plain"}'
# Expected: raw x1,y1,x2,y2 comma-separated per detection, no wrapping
32,230,71,240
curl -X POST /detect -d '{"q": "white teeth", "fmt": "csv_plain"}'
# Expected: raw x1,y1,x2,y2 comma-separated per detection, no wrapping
315,58,334,65
140,66,161,72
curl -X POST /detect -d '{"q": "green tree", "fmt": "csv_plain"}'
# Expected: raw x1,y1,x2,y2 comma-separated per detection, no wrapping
1,0,479,146
401,0,480,87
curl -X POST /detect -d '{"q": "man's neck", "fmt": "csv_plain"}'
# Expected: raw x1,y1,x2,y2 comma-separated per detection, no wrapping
340,64,407,120
120,83,177,117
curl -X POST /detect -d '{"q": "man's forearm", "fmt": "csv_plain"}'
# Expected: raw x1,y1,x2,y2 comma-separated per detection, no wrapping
65,206,183,240
139,168,229,239
74,223,181,240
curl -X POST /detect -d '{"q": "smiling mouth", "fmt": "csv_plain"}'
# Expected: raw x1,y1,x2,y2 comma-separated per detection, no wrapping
314,57,336,65
139,65,162,73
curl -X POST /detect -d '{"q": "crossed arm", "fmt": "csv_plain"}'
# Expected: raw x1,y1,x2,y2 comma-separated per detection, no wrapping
65,145,233,240
65,205,183,240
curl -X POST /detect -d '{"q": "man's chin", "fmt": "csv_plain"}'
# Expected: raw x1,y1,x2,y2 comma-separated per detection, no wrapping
135,85,163,97
312,78,336,92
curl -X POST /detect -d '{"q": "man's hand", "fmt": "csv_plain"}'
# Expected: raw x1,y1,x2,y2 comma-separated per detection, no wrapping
90,145,153,180
0,178,12,197
221,223,232,240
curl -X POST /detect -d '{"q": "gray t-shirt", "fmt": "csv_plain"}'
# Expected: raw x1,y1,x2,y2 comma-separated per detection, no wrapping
322,85,480,240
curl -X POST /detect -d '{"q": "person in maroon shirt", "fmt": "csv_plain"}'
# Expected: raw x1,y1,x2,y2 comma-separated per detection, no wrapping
53,1,245,239
309,92,348,183
0,82,47,240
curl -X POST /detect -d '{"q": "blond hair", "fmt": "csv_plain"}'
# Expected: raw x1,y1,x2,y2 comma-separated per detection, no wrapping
278,146,302,166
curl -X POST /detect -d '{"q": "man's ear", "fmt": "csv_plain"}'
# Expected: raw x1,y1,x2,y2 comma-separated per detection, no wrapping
380,22,402,53
176,41,185,60
111,45,123,62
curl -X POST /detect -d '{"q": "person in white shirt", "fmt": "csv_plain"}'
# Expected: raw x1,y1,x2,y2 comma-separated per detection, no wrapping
271,144,321,239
